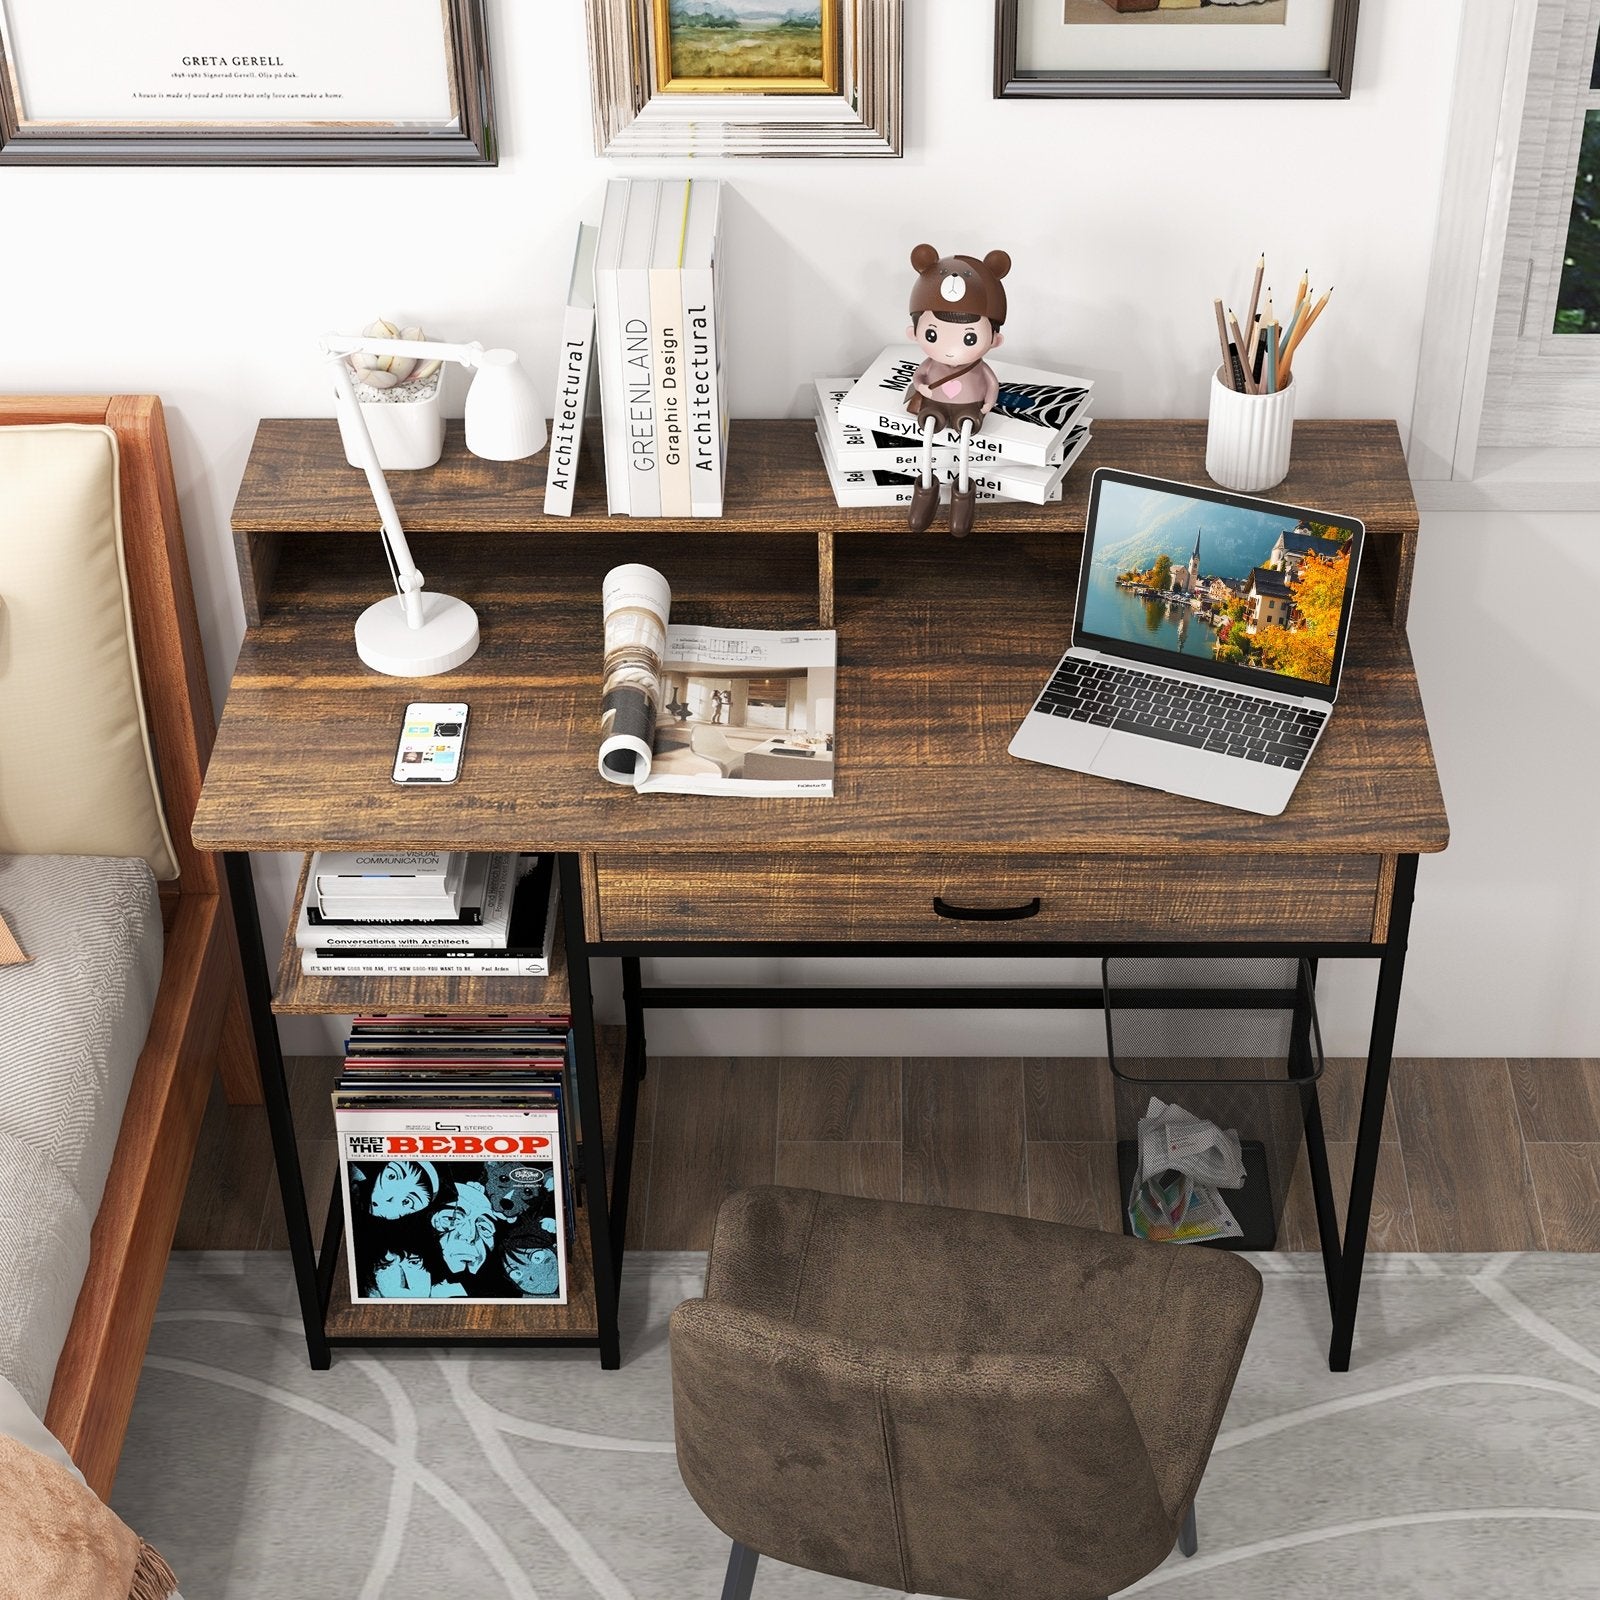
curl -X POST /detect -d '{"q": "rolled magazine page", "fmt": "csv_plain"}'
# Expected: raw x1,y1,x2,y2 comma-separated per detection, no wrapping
599,563,671,785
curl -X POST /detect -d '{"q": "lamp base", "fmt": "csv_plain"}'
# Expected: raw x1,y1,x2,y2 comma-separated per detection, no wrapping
355,592,480,677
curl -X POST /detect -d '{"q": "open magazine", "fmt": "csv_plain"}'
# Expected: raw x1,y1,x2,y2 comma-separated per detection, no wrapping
1127,1097,1245,1245
598,564,836,797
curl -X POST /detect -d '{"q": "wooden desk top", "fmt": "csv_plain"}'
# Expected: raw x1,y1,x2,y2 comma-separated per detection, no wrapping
193,525,1448,857
231,417,1423,635
237,415,1420,536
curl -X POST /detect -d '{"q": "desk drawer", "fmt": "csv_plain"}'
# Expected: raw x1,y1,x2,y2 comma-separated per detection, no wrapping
592,852,1385,944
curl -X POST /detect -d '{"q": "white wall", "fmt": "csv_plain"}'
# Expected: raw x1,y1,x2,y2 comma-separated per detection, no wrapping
10,0,1569,1058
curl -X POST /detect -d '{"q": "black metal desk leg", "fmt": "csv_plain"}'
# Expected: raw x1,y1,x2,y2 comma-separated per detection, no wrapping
623,955,646,1082
222,851,330,1369
559,855,623,1369
1328,854,1419,1372
608,956,647,1273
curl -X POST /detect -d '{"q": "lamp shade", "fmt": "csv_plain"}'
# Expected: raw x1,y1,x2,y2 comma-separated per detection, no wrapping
463,349,547,461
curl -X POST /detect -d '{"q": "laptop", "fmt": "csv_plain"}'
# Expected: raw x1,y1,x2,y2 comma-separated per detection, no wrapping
1009,468,1364,817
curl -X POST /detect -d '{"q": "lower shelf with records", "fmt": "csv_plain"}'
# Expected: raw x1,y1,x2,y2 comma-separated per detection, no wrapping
319,1024,627,1344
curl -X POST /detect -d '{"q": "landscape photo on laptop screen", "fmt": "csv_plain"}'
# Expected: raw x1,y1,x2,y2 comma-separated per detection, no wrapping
1080,479,1357,688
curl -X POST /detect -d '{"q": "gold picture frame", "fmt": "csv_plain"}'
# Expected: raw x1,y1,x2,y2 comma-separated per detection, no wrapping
650,1,842,96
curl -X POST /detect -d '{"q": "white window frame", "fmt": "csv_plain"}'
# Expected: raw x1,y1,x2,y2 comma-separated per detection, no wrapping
1409,0,1600,508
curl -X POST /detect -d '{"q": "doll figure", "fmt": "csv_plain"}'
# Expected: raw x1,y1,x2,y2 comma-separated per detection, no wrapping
904,244,1012,537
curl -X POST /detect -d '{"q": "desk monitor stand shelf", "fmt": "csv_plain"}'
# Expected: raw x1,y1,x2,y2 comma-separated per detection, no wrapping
201,416,1445,1374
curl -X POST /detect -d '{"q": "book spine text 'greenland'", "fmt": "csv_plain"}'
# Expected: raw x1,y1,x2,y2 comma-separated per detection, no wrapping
619,179,661,516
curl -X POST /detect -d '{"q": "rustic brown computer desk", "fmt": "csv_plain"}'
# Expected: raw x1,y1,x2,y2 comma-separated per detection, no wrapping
192,417,1448,1374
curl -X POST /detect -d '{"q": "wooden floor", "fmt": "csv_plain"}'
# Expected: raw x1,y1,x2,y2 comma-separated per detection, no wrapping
178,1055,1600,1254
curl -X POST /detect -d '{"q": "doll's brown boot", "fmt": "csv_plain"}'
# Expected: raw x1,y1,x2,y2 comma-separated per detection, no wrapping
908,477,940,533
949,480,976,538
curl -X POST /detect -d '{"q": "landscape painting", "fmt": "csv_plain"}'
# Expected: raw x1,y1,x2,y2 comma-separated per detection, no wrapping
1063,0,1286,24
1081,479,1357,687
654,0,841,93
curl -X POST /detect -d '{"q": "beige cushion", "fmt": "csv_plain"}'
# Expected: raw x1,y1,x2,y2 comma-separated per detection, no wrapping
0,425,178,878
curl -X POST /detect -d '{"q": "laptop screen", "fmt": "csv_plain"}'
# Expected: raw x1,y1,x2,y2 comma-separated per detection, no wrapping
1073,469,1365,702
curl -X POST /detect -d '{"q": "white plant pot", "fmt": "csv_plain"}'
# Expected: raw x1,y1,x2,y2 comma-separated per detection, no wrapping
337,372,445,472
1205,367,1295,495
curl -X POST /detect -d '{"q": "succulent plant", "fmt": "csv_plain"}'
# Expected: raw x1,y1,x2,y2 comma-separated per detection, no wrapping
348,318,444,391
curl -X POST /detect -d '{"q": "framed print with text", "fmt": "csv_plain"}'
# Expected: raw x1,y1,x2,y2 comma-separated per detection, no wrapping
995,0,1359,100
0,0,495,164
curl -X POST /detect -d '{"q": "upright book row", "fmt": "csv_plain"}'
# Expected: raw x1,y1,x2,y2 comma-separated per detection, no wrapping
546,177,728,519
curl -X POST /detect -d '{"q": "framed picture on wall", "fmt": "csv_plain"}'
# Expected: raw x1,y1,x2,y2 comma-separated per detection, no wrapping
650,0,844,95
994,0,1360,100
0,0,495,164
586,0,902,157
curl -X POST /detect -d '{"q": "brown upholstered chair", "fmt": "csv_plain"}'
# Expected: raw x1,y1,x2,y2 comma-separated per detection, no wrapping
671,1187,1262,1600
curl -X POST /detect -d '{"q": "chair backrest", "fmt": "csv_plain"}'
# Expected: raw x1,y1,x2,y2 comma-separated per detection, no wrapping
670,1296,1174,1600
0,398,219,891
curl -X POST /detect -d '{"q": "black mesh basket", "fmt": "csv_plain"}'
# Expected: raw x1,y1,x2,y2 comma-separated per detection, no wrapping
1104,957,1325,1252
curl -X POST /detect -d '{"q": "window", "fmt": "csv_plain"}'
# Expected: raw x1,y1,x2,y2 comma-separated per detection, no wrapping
1479,0,1600,448
1552,36,1599,332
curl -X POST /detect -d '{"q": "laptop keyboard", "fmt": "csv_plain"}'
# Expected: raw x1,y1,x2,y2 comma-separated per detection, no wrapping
1034,657,1328,770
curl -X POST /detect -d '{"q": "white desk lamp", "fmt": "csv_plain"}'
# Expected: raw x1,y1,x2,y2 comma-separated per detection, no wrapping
321,333,547,677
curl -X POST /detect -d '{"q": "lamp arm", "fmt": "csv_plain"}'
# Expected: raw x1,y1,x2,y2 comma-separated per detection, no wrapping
321,334,487,369
324,349,425,629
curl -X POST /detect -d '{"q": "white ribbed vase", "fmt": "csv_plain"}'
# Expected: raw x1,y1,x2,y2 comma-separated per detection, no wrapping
1205,367,1295,494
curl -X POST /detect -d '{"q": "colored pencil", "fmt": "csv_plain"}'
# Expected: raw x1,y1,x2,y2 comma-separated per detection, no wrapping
1244,253,1265,359
1281,286,1332,378
1278,290,1308,362
1213,297,1240,390
1253,292,1276,384
1227,308,1258,394
1267,323,1278,393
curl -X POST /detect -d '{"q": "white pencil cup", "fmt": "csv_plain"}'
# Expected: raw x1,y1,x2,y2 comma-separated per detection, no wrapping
1205,367,1295,495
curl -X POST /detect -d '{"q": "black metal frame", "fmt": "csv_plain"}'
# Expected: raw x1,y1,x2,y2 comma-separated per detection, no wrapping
993,0,1361,101
232,846,1416,1375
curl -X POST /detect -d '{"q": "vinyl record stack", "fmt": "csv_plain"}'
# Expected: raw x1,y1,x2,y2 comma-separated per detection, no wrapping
333,1008,577,1307
592,176,728,517
296,851,560,978
815,347,1096,509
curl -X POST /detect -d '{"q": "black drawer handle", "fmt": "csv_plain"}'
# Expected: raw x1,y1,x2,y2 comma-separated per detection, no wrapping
932,895,1042,922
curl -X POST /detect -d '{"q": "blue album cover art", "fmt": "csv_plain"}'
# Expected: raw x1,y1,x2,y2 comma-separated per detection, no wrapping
344,1154,565,1303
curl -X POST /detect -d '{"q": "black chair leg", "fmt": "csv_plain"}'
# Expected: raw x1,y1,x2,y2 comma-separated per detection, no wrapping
721,1540,760,1600
1178,1502,1198,1558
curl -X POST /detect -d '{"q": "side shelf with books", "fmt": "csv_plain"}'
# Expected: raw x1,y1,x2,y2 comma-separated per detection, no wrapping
273,853,571,1018
232,848,640,1368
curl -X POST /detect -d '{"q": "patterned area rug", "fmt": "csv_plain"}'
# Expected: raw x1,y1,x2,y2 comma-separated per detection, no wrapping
112,1252,1600,1599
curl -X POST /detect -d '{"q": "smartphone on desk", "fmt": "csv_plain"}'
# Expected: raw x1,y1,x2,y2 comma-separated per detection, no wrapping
391,702,468,784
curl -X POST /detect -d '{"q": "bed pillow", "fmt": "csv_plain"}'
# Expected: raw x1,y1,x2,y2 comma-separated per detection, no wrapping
0,424,179,879
0,1369,81,1481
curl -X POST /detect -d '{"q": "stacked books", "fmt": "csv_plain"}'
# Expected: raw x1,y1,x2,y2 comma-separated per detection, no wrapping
816,347,1095,509
297,852,559,978
576,175,727,519
334,1010,576,1305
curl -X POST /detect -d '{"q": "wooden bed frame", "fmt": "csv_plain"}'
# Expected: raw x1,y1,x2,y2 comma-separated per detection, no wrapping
0,396,261,1497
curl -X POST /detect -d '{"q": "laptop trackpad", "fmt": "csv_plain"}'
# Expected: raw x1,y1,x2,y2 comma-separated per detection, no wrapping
1090,729,1294,814
1091,729,1232,800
